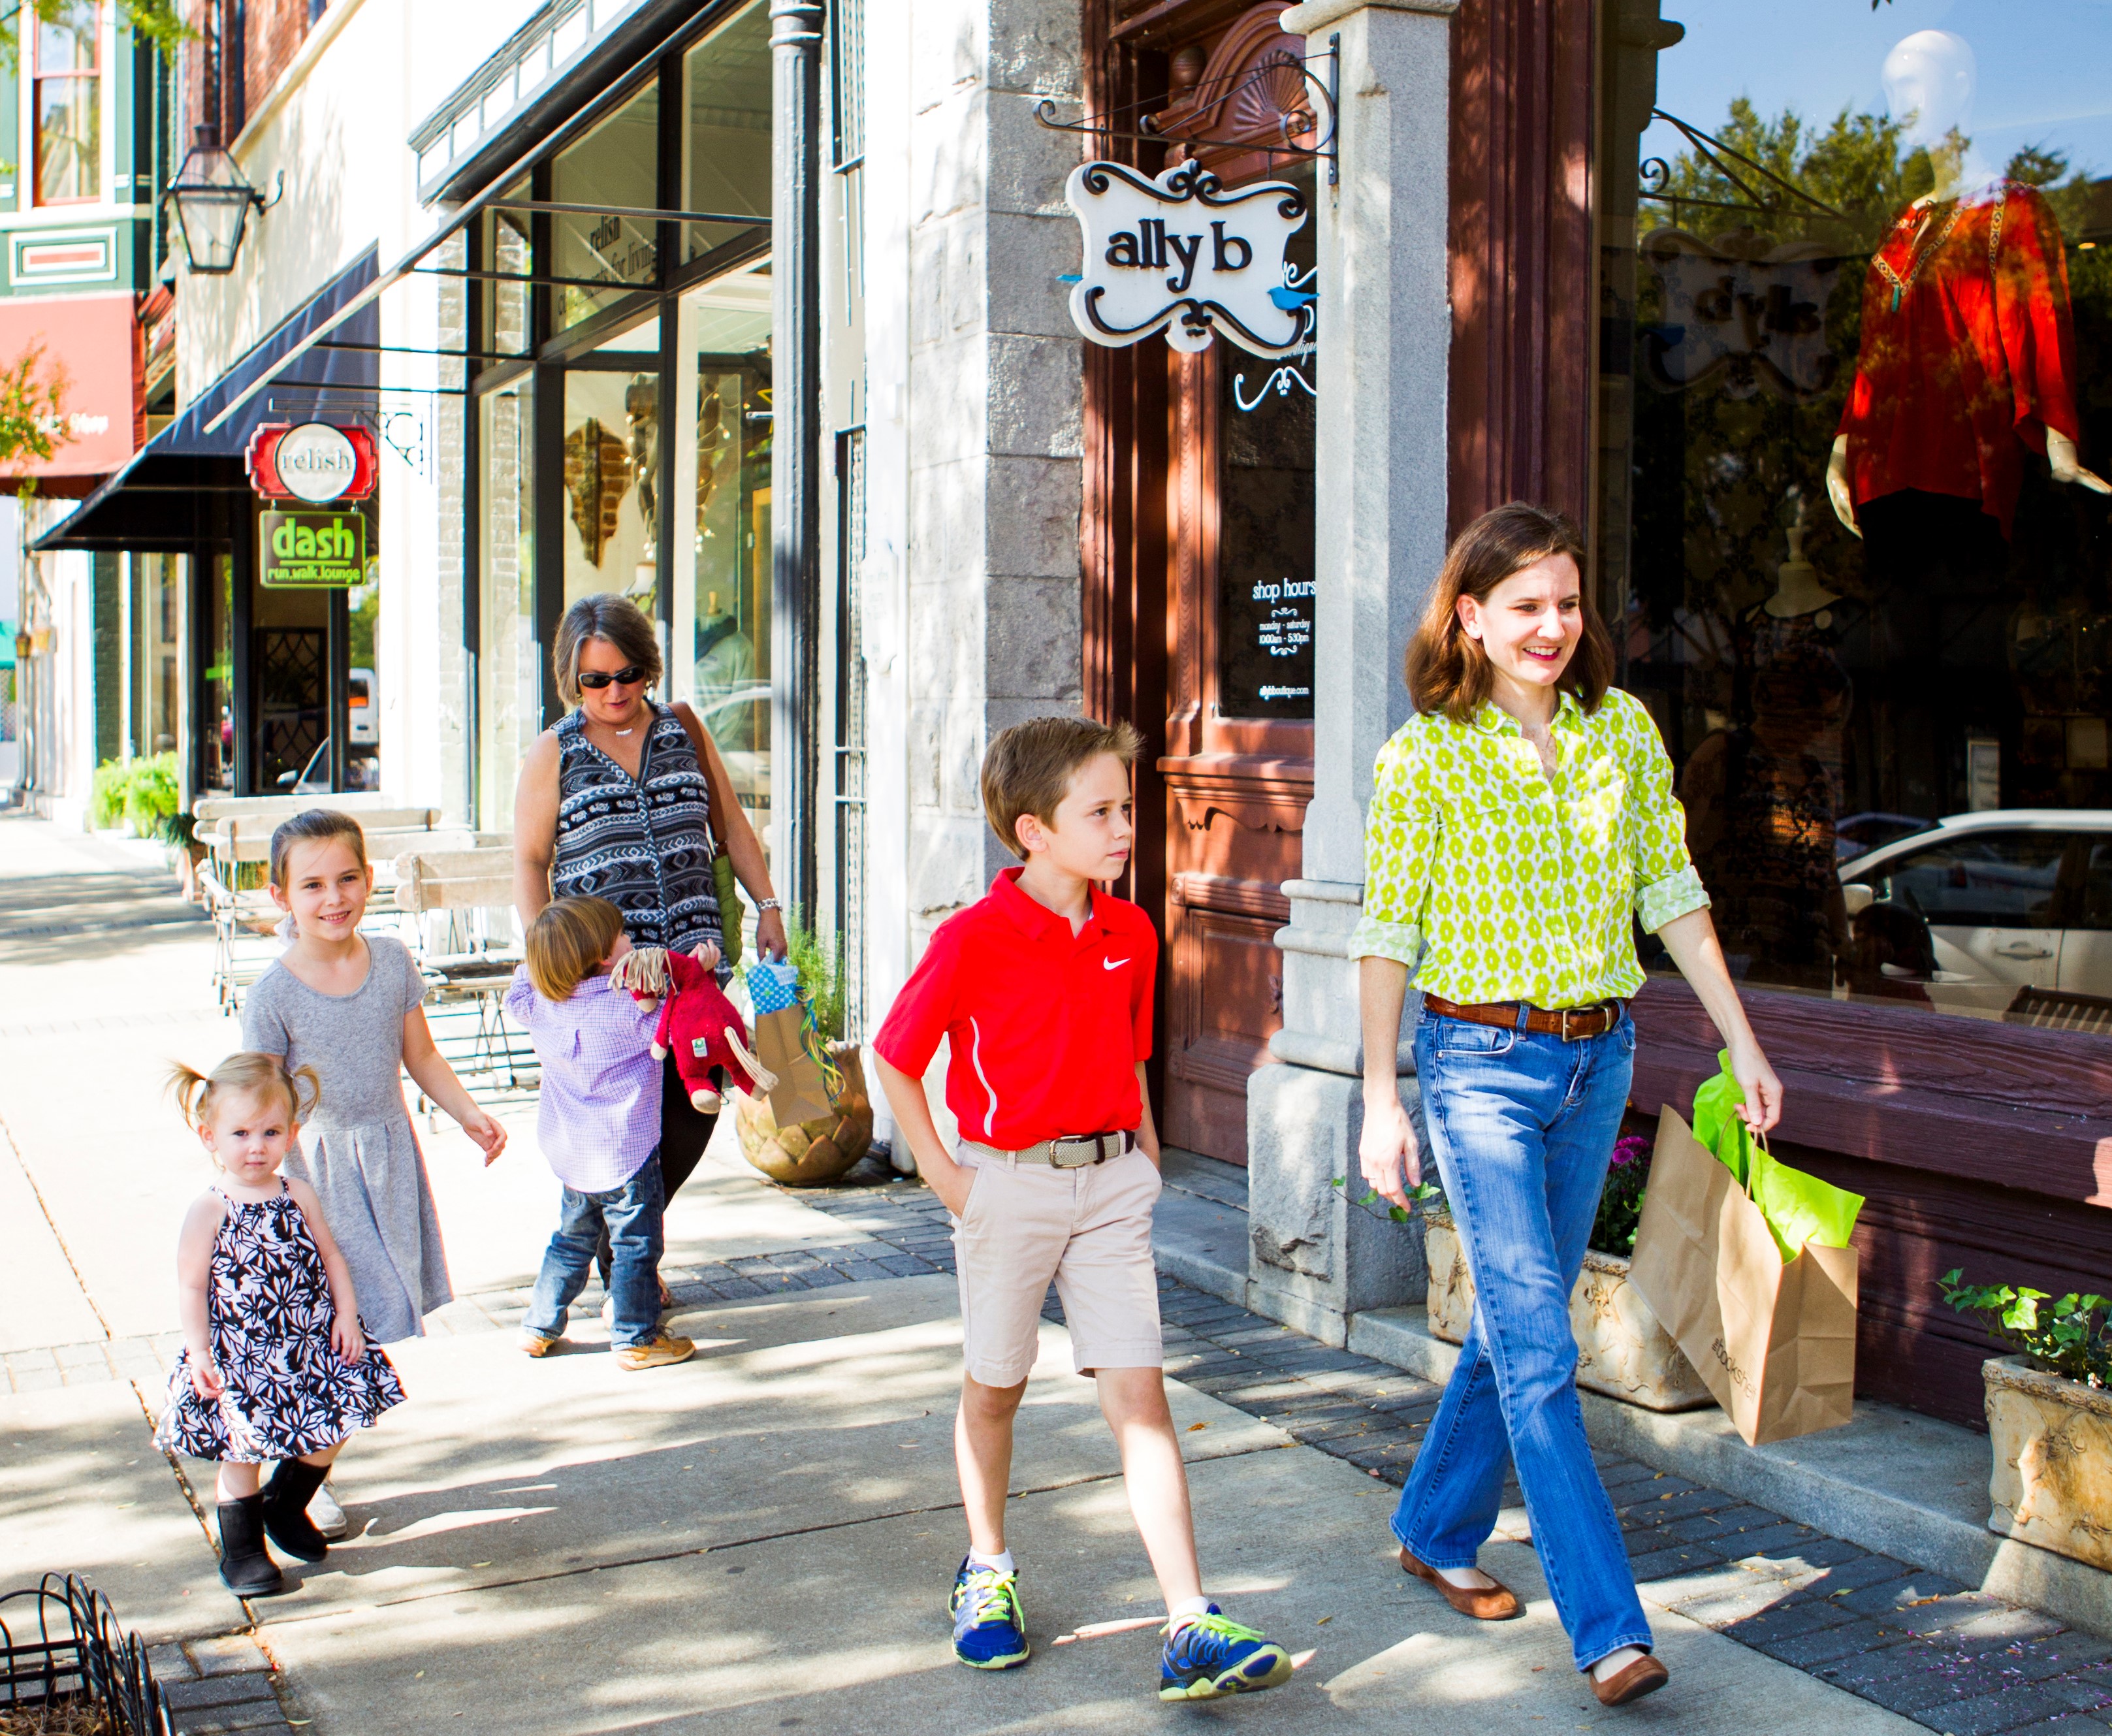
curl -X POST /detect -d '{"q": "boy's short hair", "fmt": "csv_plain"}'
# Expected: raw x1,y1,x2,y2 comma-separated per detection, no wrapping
526,896,626,1001
980,715,1144,860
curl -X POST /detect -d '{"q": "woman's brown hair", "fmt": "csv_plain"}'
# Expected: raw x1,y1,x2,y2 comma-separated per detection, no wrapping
1405,502,1612,724
552,592,663,708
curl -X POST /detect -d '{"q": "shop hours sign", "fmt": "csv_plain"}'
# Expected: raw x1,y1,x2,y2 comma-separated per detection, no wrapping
1063,159,1311,357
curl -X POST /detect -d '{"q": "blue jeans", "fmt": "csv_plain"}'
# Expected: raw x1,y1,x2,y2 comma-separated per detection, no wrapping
1391,1004,1652,1673
526,1153,665,1349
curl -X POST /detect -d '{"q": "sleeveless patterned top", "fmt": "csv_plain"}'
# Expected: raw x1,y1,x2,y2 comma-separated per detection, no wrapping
550,702,725,962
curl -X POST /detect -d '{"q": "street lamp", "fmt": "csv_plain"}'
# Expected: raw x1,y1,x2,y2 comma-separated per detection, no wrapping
163,127,278,275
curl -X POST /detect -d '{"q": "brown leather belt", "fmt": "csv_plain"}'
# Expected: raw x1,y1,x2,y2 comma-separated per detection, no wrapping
1423,994,1625,1042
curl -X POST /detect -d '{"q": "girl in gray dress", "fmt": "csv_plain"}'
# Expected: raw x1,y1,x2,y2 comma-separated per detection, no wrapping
242,810,507,1521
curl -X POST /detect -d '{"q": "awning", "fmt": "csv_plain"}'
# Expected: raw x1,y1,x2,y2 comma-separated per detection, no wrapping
0,292,144,491
30,247,379,553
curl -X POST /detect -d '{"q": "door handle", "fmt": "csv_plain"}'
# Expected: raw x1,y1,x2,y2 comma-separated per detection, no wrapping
1991,942,2053,959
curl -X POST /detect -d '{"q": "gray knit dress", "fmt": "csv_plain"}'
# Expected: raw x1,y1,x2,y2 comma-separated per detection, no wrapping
240,936,451,1342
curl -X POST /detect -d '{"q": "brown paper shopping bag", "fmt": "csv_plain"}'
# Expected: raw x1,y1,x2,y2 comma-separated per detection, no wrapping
1628,1106,1859,1446
752,1006,836,1126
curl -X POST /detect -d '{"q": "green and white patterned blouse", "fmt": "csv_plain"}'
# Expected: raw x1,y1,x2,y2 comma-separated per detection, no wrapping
1346,686,1709,1008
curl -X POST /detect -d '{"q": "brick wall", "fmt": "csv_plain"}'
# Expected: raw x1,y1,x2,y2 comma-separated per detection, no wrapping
184,0,318,138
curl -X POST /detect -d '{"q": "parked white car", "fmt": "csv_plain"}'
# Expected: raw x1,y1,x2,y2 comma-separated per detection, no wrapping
1836,810,2112,1014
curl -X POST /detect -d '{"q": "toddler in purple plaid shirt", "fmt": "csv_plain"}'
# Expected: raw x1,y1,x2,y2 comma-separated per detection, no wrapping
504,897,697,1371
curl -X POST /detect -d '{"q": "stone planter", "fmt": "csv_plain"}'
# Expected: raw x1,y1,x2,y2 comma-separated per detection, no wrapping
733,1042,874,1185
1985,1356,2112,1572
1424,1212,1713,1411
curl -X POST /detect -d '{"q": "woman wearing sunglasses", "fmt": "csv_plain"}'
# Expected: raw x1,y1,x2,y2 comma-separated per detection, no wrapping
515,593,787,1221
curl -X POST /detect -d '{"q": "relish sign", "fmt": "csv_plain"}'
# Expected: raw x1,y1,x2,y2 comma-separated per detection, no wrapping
1064,159,1310,357
246,421,379,503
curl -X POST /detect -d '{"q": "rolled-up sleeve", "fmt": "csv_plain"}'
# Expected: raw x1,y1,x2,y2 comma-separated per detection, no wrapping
1347,727,1436,968
1627,699,1710,934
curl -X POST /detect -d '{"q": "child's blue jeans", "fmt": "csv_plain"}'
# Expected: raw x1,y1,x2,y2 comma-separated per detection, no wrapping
526,1151,665,1349
1390,1002,1654,1673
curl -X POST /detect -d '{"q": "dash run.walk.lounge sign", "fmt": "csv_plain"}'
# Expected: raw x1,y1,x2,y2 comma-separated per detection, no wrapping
1063,158,1311,357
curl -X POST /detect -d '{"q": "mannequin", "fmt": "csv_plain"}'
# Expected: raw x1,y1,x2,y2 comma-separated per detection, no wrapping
1761,510,1838,621
1827,30,2107,539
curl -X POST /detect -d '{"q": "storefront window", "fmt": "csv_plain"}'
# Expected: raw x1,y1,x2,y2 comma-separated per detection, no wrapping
1597,4,2112,1029
681,2,771,265
131,553,180,757
561,323,662,608
551,84,659,331
33,1,98,206
671,265,773,858
477,376,534,830
205,554,232,791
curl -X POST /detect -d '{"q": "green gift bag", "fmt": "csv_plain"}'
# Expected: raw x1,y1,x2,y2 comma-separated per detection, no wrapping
1691,1052,1864,1261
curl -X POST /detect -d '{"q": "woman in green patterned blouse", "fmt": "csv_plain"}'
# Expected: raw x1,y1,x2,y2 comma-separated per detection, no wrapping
1351,502,1780,1709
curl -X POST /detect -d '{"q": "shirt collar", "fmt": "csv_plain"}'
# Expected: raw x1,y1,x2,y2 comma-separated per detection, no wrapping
1471,688,1584,737
992,865,1111,939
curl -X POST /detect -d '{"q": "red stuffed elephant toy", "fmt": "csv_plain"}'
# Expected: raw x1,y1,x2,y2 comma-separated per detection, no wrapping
614,947,776,1114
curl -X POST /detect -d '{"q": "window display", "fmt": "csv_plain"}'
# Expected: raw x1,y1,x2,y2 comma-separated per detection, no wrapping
1597,1,2112,1028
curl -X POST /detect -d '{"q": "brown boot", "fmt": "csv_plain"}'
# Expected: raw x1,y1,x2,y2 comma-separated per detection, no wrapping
1398,1547,1522,1620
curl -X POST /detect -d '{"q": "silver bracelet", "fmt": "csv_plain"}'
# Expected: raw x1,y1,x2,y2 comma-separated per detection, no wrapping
755,897,782,914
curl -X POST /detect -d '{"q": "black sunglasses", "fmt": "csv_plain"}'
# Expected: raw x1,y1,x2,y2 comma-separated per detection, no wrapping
577,665,647,690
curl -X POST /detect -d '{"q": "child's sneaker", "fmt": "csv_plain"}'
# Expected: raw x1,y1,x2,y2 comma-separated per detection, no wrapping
616,1332,695,1370
950,1558,1029,1669
1159,1605,1292,1701
520,1329,562,1357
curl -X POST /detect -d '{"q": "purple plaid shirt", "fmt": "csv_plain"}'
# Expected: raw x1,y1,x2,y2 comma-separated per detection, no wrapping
504,965,664,1193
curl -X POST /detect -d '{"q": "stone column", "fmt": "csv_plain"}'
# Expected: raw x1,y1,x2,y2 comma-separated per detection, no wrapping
1245,0,1456,1345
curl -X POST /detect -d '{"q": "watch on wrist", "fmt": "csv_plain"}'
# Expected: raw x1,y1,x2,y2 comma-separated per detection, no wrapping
756,897,783,914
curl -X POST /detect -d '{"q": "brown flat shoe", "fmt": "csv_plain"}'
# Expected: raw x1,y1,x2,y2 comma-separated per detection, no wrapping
1398,1547,1522,1620
1592,1654,1669,1707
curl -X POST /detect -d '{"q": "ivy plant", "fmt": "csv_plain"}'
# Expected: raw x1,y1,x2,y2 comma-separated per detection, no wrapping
1938,1272,2111,1390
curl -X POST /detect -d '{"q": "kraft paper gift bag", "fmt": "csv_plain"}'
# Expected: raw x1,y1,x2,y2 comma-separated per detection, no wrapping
1628,1106,1861,1447
745,959,838,1126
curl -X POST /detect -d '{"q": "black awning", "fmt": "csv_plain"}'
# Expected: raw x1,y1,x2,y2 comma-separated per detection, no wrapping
31,246,381,552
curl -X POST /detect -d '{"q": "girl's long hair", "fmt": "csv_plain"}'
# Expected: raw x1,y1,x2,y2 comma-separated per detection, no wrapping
168,1052,320,1132
1405,502,1612,724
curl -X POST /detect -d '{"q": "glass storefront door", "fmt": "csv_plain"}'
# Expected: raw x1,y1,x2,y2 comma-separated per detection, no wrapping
477,374,534,831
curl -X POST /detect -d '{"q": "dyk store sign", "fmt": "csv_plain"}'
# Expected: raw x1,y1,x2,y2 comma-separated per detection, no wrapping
1063,158,1311,357
261,511,366,588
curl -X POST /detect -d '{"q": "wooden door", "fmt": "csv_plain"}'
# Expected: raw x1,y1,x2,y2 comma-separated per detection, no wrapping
1088,1,1321,1164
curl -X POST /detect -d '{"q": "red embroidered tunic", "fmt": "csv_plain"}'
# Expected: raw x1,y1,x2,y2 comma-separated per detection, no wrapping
1837,183,2081,538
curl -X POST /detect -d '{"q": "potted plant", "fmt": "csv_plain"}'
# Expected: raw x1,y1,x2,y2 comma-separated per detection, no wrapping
1422,1131,1713,1411
1940,1272,2111,1571
731,918,876,1186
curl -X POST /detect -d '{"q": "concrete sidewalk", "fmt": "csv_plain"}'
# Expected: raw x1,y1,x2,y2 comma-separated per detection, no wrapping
0,811,2090,1734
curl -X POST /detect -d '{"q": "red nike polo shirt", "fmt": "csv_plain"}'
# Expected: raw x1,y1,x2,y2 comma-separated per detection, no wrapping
874,867,1157,1151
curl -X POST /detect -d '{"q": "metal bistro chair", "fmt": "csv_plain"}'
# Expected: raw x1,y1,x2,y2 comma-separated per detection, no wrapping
392,844,537,1105
196,804,455,1010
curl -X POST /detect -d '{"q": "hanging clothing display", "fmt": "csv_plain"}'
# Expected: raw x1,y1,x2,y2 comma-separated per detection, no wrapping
1836,182,2082,539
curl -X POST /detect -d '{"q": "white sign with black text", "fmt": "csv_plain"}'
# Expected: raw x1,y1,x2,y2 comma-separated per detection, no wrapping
1063,159,1311,357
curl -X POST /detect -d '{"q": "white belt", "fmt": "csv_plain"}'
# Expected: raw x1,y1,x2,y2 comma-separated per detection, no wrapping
961,1133,1128,1168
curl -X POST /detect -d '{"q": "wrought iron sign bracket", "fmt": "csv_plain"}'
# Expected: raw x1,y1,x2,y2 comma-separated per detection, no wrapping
1035,34,1340,186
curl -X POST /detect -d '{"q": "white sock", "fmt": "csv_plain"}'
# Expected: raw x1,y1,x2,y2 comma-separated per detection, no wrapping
1168,1595,1213,1631
968,1548,1014,1574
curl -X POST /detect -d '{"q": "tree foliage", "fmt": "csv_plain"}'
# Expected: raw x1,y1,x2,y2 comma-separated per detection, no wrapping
0,0,195,74
0,339,71,483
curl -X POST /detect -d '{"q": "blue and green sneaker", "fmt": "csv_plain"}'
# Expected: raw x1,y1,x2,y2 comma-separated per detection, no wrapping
1159,1605,1294,1701
950,1558,1030,1669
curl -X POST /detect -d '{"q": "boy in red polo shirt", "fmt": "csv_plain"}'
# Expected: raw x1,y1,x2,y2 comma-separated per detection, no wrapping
873,715,1292,1703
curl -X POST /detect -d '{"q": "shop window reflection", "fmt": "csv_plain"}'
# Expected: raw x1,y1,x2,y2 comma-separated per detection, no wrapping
1599,5,2112,1032
477,379,534,831
681,3,771,266
671,268,772,874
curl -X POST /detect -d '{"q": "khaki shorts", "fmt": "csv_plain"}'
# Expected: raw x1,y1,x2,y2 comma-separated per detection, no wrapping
950,1146,1164,1385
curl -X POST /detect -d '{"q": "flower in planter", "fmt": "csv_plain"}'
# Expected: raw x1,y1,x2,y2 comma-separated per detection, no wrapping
1590,1134,1654,1257
1938,1271,2111,1390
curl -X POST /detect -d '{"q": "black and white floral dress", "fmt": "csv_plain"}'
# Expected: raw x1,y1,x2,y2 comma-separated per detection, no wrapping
155,1183,406,1464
